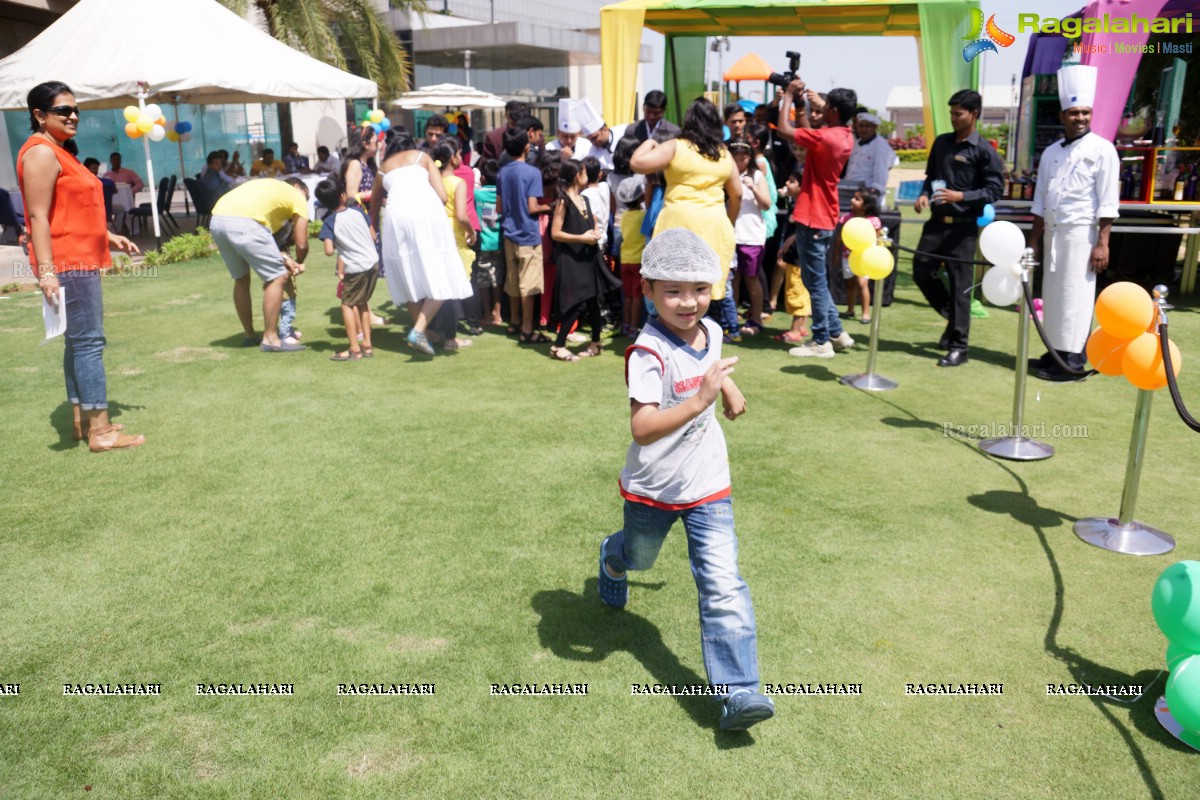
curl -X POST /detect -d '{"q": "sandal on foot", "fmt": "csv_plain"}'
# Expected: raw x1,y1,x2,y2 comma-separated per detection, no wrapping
550,346,580,362
773,331,806,344
597,537,628,608
329,350,363,362
519,330,551,345
73,421,123,441
505,324,522,336
88,425,145,453
444,338,473,351
361,346,374,358
406,329,436,356
578,343,602,358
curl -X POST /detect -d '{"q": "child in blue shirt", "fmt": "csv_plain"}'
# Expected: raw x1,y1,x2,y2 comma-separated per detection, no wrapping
473,158,504,327
315,177,379,361
597,228,774,732
497,127,551,342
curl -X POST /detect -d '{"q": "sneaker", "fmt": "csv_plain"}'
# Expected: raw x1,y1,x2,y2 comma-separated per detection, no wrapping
723,332,743,344
567,331,589,345
830,331,856,351
720,690,775,731
597,537,628,609
406,328,436,356
788,341,834,358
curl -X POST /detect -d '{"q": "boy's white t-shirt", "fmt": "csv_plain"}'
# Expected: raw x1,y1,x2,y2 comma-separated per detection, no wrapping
619,317,731,509
734,171,767,246
317,206,377,274
582,184,611,250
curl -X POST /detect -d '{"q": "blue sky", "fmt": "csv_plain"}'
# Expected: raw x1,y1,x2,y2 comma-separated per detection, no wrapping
640,0,1107,113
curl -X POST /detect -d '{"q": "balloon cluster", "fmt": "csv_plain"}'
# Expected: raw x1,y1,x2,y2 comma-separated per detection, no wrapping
361,108,391,132
978,220,1026,306
1085,282,1182,390
122,103,170,142
840,217,894,280
166,120,193,143
1152,561,1200,749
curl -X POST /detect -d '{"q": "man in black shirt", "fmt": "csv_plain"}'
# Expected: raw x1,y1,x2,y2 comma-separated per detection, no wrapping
912,89,1004,367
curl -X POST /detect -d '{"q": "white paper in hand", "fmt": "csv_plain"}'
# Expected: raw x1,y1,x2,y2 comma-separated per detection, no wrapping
42,287,66,344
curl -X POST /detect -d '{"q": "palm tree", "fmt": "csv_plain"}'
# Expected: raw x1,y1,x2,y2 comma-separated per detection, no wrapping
218,0,426,100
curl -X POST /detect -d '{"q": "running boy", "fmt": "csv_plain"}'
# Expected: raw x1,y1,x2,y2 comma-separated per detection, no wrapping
596,228,774,732
315,176,379,361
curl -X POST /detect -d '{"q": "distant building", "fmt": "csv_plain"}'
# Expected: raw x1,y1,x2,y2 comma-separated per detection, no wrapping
886,85,1018,137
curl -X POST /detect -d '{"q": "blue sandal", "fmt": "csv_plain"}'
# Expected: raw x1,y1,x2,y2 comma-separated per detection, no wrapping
597,536,628,608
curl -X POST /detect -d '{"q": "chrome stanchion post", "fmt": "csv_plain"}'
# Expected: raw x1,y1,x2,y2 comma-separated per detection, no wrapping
1074,285,1175,555
840,236,898,391
979,248,1054,460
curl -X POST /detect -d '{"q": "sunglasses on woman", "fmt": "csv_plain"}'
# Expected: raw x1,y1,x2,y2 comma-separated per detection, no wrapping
47,105,81,117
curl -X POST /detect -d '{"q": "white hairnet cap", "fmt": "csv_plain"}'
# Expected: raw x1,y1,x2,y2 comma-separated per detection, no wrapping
640,228,721,285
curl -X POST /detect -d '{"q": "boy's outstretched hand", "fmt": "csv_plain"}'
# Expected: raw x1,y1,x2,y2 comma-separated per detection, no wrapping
698,357,737,408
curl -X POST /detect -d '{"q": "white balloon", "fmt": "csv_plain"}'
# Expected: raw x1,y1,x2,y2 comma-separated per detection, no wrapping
144,103,162,121
1009,261,1024,277
149,124,166,142
981,265,1021,306
979,221,1026,267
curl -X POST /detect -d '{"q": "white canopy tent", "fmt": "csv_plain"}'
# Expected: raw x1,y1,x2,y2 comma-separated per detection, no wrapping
0,0,378,241
393,84,506,112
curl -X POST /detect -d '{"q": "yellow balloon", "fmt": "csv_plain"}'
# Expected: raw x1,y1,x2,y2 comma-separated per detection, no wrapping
137,116,154,133
123,105,140,123
860,244,895,280
166,129,180,142
848,250,864,276
841,217,876,252
370,109,385,124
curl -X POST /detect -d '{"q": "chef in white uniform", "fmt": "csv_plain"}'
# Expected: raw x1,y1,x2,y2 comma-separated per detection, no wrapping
1029,64,1119,381
546,98,584,159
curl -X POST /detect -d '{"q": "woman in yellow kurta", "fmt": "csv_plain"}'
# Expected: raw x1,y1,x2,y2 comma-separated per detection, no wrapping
630,98,741,332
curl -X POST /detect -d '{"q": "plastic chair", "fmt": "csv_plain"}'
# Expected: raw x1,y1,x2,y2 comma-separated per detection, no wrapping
130,176,179,236
183,177,214,229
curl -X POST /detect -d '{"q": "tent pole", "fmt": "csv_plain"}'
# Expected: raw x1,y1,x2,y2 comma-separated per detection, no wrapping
137,86,162,249
174,98,190,216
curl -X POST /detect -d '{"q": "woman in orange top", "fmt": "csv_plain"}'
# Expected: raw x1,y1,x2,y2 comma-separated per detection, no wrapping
19,81,144,451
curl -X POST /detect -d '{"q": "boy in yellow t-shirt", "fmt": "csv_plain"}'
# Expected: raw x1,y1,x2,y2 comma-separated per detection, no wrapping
616,175,647,338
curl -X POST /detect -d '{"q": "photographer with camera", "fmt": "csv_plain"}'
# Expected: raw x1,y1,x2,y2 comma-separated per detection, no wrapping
775,77,858,359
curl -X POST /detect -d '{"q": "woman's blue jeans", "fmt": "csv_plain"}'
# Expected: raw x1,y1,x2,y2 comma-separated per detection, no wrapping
604,498,760,694
59,270,107,411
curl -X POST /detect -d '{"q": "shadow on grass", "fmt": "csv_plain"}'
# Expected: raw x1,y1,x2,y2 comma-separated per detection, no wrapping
47,400,142,452
866,392,1184,794
780,364,839,382
531,583,760,748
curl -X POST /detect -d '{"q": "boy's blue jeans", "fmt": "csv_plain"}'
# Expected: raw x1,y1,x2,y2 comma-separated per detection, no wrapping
707,272,740,336
604,497,759,695
279,297,296,338
793,223,843,345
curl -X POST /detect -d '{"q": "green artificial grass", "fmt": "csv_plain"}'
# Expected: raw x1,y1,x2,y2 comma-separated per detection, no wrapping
1,218,1199,798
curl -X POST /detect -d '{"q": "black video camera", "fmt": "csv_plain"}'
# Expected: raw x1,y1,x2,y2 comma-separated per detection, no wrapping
767,51,802,90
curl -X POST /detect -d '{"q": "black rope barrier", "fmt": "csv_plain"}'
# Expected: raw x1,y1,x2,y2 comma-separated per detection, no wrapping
1021,279,1097,379
1159,323,1200,433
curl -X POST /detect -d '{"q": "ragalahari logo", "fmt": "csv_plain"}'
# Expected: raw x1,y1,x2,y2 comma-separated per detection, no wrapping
962,8,1015,62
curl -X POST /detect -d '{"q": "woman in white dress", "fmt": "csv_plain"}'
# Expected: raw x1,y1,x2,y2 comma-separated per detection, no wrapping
368,131,473,355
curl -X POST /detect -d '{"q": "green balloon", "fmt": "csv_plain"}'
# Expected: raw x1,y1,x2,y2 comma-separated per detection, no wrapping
1167,641,1197,671
1180,727,1200,752
1152,561,1200,651
1165,656,1200,735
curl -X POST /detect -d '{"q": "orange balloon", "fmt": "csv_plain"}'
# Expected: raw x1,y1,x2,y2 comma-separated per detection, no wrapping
1122,332,1182,390
125,121,142,138
1095,281,1154,340
1086,327,1129,376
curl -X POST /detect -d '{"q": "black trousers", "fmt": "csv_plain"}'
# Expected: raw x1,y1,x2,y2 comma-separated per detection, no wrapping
911,221,978,352
556,297,602,347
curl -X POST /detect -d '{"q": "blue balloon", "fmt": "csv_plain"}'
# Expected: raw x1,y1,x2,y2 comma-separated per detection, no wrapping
447,123,458,134
180,121,192,133
379,117,392,132
722,124,730,141
174,122,185,134
977,203,996,227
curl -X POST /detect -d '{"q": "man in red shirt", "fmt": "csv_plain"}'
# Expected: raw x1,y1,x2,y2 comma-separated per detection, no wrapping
776,81,858,358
